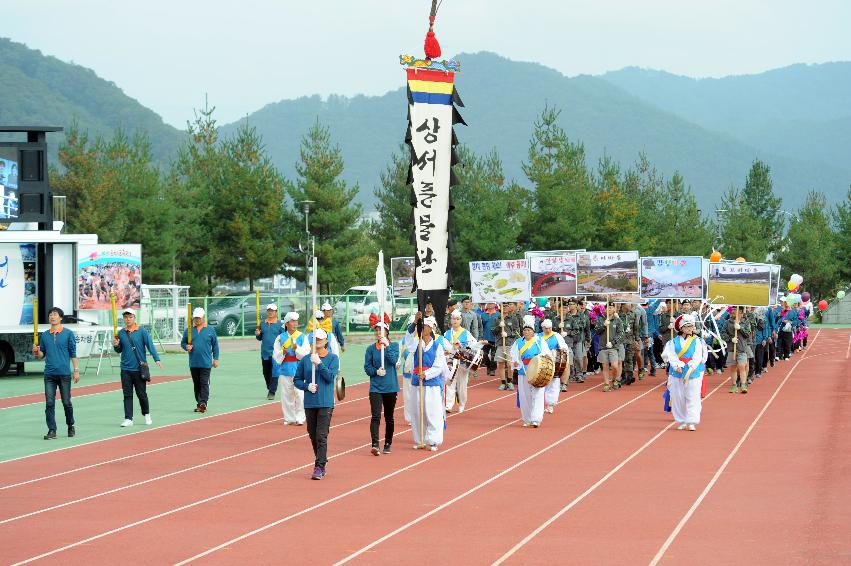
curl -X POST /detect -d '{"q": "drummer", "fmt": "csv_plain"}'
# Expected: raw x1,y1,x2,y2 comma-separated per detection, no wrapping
510,315,552,428
443,311,474,413
538,318,568,414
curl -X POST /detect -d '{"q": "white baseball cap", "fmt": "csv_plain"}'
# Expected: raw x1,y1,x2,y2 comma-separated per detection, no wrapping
266,303,278,311
284,312,299,323
522,315,536,329
192,307,205,318
423,316,438,330
541,319,553,328
321,302,333,311
314,310,325,319
122,308,135,316
313,328,328,340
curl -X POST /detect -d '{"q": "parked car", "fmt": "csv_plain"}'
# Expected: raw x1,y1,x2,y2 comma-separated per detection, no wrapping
333,286,414,330
206,294,295,336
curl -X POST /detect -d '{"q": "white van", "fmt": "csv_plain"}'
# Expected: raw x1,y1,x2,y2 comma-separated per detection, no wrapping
333,286,414,329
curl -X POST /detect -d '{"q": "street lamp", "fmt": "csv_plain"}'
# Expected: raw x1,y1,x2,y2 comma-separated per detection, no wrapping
300,200,315,316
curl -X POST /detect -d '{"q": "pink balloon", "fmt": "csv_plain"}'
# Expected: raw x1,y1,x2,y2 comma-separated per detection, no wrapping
818,300,828,311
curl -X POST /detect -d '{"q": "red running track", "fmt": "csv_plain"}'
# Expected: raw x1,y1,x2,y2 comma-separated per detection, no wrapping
1,329,848,565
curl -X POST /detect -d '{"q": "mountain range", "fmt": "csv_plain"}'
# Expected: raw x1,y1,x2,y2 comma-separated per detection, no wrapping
2,37,849,212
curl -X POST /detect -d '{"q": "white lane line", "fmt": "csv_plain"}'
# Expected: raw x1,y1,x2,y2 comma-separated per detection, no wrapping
846,331,850,359
11,384,519,565
175,384,606,565
492,377,731,566
648,329,821,566
1,377,500,493
332,382,664,566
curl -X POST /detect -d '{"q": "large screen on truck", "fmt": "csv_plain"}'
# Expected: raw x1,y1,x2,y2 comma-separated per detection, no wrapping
0,147,20,221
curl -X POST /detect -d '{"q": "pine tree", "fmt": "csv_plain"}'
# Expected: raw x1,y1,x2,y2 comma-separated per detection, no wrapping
283,119,372,294
210,124,289,290
593,155,641,250
520,107,595,251
450,146,528,289
778,191,837,299
651,172,714,256
833,187,851,285
718,186,768,261
740,159,783,257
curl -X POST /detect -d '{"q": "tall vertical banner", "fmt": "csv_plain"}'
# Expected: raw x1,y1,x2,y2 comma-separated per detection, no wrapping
401,16,464,330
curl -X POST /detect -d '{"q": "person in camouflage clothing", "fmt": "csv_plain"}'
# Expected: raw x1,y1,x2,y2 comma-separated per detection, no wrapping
721,307,753,394
577,298,592,377
496,302,522,391
560,298,587,387
595,303,625,392
618,303,641,386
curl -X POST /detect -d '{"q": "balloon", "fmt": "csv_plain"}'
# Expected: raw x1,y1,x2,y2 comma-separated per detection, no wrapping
710,250,722,263
818,300,828,311
735,257,746,262
537,297,547,308
801,292,810,302
787,281,797,291
838,291,846,300
791,274,803,285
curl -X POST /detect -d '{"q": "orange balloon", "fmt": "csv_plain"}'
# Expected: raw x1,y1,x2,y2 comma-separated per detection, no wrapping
735,257,746,262
710,251,722,262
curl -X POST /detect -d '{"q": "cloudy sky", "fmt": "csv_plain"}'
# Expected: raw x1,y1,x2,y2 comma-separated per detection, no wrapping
6,0,850,127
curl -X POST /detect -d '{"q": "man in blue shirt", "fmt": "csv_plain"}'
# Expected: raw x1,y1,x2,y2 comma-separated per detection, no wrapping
181,307,220,413
294,328,339,480
113,308,163,427
32,307,79,440
255,303,283,400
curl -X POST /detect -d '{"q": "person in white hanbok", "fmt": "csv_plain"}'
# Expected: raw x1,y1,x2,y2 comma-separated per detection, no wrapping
511,315,552,428
404,314,449,450
661,313,707,431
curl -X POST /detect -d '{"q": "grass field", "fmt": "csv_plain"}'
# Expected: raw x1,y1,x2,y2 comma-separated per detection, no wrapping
707,281,770,306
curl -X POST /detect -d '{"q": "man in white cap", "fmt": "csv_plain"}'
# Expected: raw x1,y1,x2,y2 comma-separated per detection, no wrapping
511,315,552,427
443,310,473,413
294,328,339,480
181,307,219,413
537,318,568,414
662,313,706,431
255,303,283,400
404,312,449,450
322,302,345,353
113,308,163,426
273,312,310,425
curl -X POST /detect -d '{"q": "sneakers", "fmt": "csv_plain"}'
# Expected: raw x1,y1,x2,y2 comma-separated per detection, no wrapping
371,446,380,456
638,370,646,381
498,384,507,391
144,414,152,425
545,405,554,414
413,444,422,450
741,386,748,394
429,445,438,451
44,430,56,440
507,383,515,391
267,393,275,400
310,466,325,480
194,404,202,412
68,425,75,437
561,383,568,392
531,422,540,428
121,419,134,427
383,444,392,454
688,424,696,431
198,403,207,413
457,405,465,413
677,423,687,430
602,384,612,392
522,422,530,427
729,386,739,394
293,421,304,426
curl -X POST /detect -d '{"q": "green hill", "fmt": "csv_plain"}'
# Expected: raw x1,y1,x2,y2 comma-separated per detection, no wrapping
0,37,184,164
220,52,850,210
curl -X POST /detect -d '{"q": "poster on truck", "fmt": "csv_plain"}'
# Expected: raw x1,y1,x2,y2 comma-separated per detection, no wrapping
0,243,37,325
77,244,142,310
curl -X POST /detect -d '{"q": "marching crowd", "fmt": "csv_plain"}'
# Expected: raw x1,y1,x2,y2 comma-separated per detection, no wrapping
32,292,812,480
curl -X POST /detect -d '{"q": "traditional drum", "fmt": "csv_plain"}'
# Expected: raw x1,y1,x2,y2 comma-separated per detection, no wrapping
553,349,572,379
526,354,555,388
453,347,483,372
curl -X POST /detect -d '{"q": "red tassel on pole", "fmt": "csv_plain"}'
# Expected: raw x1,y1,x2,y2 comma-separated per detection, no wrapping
424,14,441,59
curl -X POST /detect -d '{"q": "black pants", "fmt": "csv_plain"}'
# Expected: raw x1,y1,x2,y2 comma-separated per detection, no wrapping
44,374,74,432
261,358,277,394
121,370,149,419
754,344,765,375
482,341,496,373
305,407,333,468
191,367,211,404
653,335,665,365
779,331,794,359
768,338,776,366
369,392,397,448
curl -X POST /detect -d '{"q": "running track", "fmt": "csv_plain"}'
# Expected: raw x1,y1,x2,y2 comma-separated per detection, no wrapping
1,328,849,565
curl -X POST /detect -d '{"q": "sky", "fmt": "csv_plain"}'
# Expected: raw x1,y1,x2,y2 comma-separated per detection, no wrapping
5,0,851,128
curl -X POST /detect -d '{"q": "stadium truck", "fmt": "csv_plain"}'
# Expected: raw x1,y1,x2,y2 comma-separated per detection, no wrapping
0,227,115,375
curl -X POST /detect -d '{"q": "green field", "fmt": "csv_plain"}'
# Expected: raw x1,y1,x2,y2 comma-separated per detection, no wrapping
707,281,770,306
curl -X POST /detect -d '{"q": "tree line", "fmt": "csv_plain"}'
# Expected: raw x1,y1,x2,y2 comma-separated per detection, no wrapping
51,105,851,301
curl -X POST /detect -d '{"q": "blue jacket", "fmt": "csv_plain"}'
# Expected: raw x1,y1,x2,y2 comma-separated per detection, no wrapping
181,325,220,368
646,300,662,338
39,327,77,376
294,352,339,408
754,316,769,344
114,327,160,371
364,342,400,393
779,309,800,332
480,311,499,342
767,307,780,334
331,319,345,348
255,320,283,360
